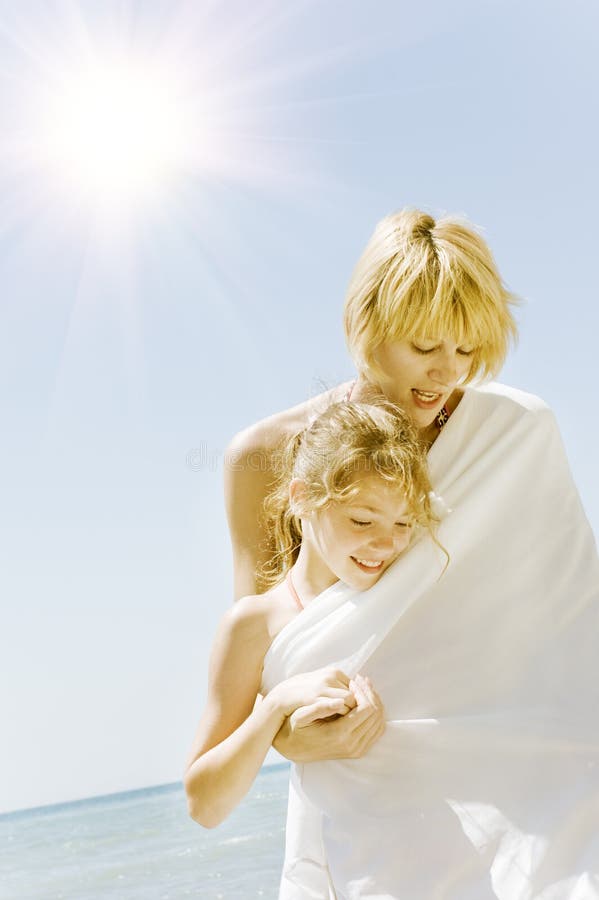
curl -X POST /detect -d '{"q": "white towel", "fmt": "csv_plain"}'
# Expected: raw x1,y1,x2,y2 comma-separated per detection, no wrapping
262,384,599,900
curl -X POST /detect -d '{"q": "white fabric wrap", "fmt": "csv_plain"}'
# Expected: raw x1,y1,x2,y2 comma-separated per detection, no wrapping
261,384,599,900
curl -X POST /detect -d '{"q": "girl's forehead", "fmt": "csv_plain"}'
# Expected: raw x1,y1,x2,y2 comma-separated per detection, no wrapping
341,475,408,509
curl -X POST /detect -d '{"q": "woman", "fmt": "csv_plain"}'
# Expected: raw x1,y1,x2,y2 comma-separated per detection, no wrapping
225,210,599,898
225,209,515,599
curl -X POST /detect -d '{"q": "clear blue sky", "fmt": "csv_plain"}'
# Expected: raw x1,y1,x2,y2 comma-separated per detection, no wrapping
1,0,598,813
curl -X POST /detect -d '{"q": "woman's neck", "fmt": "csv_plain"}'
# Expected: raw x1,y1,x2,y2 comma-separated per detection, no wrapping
351,374,463,445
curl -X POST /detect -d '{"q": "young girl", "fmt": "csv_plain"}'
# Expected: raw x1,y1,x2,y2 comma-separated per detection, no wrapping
184,398,438,828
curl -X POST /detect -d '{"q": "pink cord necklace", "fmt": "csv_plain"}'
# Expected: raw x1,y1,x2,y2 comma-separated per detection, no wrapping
285,570,304,610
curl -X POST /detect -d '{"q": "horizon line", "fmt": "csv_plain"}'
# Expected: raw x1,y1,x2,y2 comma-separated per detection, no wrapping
0,760,291,820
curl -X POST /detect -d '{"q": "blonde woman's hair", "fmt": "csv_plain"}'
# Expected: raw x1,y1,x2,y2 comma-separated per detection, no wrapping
344,209,518,382
260,398,438,588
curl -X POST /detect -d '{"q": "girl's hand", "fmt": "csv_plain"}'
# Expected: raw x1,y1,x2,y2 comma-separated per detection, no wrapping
273,674,386,762
267,666,357,720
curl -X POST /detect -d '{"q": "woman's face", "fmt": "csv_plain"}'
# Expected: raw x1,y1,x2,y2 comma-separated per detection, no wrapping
369,338,476,430
305,474,413,591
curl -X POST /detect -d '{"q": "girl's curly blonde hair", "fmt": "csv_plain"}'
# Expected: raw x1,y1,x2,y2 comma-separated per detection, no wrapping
260,398,440,589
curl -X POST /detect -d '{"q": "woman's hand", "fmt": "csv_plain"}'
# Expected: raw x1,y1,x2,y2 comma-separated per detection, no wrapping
273,674,386,762
267,666,357,721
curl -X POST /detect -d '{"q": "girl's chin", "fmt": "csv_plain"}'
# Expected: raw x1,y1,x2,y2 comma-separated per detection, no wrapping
342,558,387,588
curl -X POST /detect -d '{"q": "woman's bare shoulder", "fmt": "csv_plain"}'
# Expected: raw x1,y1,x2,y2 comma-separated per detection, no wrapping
223,380,354,600
226,381,354,456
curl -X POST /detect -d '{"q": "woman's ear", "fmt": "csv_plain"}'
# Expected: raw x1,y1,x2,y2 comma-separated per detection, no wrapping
289,478,308,517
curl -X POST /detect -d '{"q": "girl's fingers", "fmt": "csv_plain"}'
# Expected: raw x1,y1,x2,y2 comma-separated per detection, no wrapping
289,706,317,730
355,674,382,710
322,668,352,689
331,669,352,688
349,677,367,708
342,676,382,721
336,681,385,738
326,703,385,758
290,698,347,729
338,701,379,732
354,711,386,755
344,689,358,709
318,687,357,706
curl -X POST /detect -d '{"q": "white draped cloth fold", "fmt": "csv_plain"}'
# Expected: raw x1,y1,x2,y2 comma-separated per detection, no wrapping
261,384,599,900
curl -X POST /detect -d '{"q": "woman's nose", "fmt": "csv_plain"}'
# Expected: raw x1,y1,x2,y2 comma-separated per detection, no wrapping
429,350,458,385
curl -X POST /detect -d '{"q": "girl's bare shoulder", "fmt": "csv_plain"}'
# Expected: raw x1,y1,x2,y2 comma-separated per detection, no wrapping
224,582,300,650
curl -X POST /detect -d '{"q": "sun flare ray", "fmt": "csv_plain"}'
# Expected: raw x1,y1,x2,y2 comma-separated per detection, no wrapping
0,2,357,237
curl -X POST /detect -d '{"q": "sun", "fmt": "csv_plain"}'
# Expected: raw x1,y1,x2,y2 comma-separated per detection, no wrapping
39,54,192,212
5,5,327,232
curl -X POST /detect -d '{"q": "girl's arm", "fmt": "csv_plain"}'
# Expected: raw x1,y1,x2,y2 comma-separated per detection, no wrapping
184,597,354,828
184,598,278,827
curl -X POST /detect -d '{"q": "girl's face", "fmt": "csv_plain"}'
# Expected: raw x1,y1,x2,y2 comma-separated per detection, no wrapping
370,337,475,430
305,474,413,591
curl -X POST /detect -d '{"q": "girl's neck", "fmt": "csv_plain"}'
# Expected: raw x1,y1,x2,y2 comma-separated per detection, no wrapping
289,543,338,607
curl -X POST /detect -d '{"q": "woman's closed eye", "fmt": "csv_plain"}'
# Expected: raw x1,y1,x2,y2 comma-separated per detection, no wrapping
411,341,475,356
411,343,437,355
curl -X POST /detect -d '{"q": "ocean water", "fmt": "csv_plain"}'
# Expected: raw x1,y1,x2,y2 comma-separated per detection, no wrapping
0,764,290,900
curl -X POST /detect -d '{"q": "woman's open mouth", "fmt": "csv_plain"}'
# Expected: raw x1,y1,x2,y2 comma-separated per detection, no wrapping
412,389,442,409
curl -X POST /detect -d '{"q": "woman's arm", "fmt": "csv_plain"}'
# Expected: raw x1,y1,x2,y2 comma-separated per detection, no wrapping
184,598,355,828
224,427,277,599
224,384,352,600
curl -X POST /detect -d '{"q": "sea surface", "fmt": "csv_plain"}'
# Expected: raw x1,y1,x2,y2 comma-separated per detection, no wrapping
0,764,290,900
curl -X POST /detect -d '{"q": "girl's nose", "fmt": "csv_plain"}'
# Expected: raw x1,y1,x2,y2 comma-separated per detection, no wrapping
369,533,396,555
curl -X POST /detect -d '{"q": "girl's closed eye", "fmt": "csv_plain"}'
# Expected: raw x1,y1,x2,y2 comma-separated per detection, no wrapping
351,518,371,527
